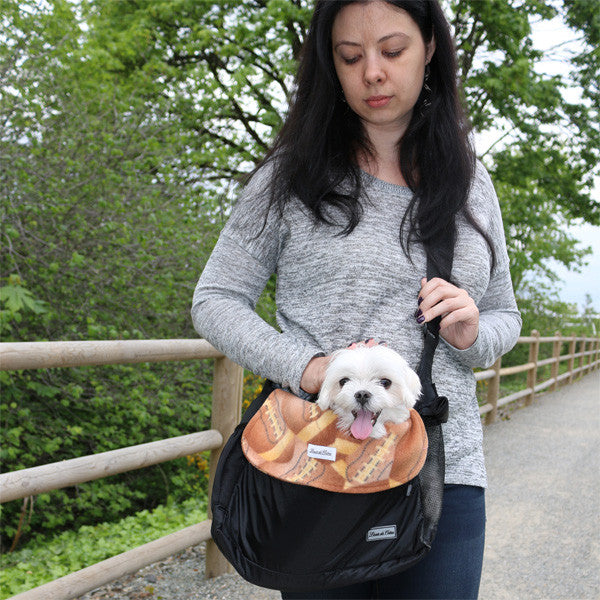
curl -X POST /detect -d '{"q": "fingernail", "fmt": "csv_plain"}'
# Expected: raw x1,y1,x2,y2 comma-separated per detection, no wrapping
418,296,423,305
417,316,425,324
414,309,422,319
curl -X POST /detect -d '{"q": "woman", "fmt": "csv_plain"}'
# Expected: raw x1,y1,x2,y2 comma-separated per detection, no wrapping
192,1,521,598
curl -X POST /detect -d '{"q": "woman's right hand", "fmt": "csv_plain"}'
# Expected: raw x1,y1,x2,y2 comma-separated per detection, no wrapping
300,355,331,394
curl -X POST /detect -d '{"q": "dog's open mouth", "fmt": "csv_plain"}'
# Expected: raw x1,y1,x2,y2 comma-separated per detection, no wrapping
350,409,381,440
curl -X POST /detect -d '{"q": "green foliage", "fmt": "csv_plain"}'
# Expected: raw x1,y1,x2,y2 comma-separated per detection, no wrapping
0,0,217,549
0,361,213,548
78,0,599,293
448,0,599,292
0,497,207,599
0,276,49,335
518,284,590,337
502,285,599,367
1,0,219,343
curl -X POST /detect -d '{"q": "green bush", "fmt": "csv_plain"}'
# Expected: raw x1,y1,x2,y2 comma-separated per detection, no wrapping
0,497,207,599
0,359,214,550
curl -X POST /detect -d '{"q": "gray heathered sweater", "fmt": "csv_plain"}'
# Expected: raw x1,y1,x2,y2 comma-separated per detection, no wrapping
191,162,521,488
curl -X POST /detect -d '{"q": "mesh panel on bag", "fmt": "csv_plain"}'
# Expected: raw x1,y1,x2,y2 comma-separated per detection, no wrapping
418,422,445,541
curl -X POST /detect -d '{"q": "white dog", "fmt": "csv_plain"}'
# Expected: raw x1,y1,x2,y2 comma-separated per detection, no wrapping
317,345,422,440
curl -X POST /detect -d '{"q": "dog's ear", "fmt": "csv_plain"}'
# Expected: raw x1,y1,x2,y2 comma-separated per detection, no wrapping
399,366,422,408
316,379,333,410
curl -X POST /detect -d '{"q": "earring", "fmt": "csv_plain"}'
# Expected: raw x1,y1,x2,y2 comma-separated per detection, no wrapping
423,64,432,94
420,64,432,114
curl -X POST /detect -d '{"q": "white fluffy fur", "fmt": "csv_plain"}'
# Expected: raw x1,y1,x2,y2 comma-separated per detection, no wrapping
317,346,422,439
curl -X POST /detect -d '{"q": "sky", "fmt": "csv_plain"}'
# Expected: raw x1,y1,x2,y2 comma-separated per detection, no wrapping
551,222,600,310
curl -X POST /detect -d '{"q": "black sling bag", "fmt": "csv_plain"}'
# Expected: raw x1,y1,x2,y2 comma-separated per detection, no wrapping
209,250,452,592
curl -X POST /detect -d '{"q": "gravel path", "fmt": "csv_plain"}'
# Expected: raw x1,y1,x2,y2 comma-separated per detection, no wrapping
78,371,599,600
77,544,278,600
479,370,599,600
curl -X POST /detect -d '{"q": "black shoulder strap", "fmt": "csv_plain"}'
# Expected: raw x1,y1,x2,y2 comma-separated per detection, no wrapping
414,244,454,424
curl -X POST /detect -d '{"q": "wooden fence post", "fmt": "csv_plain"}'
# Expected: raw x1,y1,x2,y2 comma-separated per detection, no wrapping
485,357,502,425
206,357,244,579
567,335,577,384
578,338,587,379
586,338,596,374
551,330,561,391
525,330,540,405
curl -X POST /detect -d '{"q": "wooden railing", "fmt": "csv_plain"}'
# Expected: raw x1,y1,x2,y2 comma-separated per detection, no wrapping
0,340,243,600
0,331,598,600
475,331,600,424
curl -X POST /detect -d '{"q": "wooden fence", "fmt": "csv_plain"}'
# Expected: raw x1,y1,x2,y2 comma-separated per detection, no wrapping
474,330,599,424
0,331,598,600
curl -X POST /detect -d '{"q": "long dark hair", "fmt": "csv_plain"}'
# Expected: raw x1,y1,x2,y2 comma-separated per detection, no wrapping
257,0,495,273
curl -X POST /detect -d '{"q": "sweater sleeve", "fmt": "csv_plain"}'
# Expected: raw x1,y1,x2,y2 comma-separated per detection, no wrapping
441,164,522,368
191,167,323,394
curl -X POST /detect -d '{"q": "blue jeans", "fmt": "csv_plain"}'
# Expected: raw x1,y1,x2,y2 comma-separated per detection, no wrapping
281,484,486,600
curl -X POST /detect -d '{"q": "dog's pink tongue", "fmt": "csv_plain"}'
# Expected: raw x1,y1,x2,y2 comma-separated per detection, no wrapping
351,409,374,440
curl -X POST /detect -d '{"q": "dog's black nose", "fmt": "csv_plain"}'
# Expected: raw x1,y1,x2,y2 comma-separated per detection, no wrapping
354,390,372,406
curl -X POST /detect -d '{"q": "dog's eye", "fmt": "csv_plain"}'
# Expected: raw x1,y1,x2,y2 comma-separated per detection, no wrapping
380,379,392,389
339,378,350,387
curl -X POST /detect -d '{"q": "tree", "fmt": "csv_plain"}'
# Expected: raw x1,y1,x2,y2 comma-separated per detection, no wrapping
79,0,598,292
1,0,219,342
449,0,599,290
79,0,312,197
580,293,599,335
0,0,216,547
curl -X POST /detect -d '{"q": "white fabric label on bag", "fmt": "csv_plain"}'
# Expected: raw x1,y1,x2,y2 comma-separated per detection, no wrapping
366,525,397,542
307,443,337,461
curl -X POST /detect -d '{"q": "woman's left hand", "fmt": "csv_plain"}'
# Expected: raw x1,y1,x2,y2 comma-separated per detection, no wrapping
416,277,479,350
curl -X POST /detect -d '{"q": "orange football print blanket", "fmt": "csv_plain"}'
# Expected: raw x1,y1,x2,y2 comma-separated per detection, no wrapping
241,388,428,494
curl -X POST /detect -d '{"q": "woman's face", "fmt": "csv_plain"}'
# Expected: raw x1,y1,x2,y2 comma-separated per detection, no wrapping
331,0,435,140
